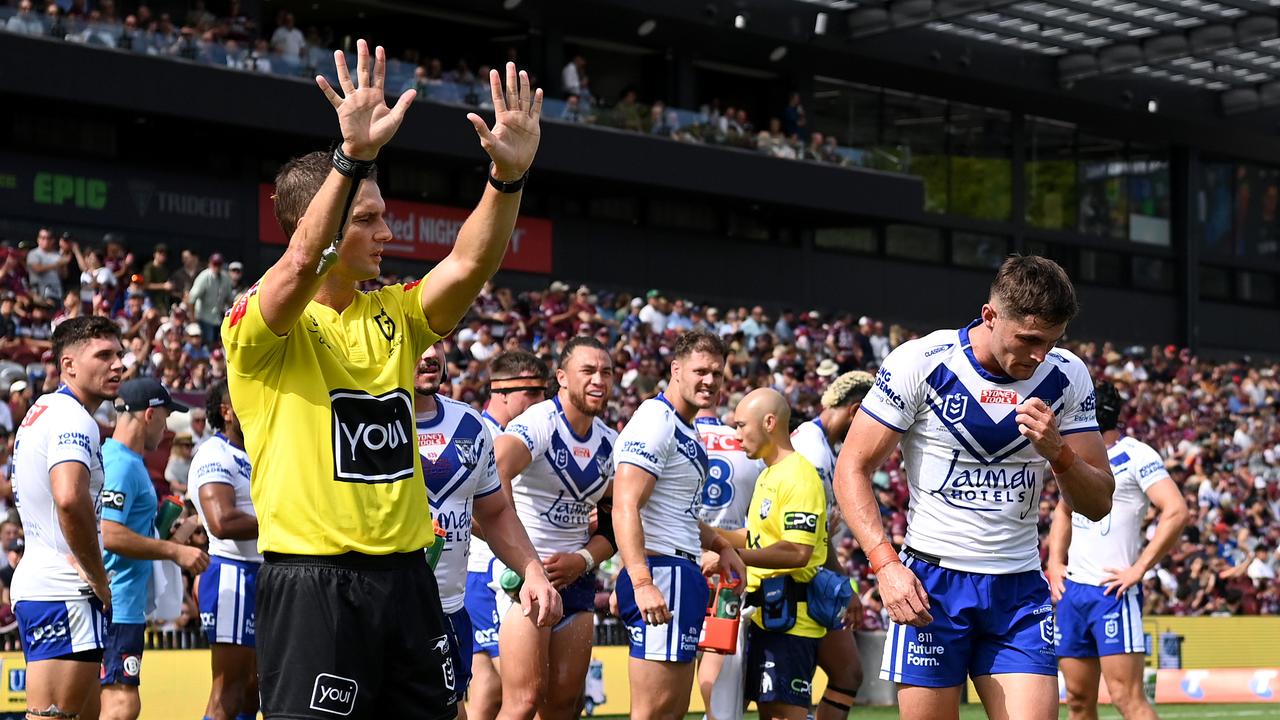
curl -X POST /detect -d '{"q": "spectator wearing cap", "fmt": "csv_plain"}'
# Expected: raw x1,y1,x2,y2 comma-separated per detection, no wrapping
639,289,668,334
25,228,69,302
541,281,575,339
228,260,248,297
189,253,233,346
183,322,211,363
100,378,207,718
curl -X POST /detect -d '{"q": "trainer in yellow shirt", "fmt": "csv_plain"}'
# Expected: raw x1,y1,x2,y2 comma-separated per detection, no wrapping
223,44,559,719
719,388,829,719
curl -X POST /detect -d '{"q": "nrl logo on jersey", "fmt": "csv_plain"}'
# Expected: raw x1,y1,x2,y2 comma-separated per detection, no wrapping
553,447,570,469
942,393,968,422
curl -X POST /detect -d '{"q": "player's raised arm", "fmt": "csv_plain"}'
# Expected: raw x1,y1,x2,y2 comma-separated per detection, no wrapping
1016,397,1114,521
418,63,543,334
834,412,932,627
257,39,415,336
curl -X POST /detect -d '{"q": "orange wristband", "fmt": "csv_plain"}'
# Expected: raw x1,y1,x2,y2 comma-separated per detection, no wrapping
1051,444,1076,475
867,542,901,574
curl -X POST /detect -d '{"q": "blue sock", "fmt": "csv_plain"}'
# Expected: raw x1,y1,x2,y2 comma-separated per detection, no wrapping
236,715,256,720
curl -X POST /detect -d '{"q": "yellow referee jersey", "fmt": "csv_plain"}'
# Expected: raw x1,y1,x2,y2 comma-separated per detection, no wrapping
745,451,829,638
222,277,441,556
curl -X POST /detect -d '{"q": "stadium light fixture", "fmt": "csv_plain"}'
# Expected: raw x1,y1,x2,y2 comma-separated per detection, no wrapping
502,0,522,10
770,45,789,61
638,19,657,36
815,12,829,35
735,13,749,29
1146,97,1158,113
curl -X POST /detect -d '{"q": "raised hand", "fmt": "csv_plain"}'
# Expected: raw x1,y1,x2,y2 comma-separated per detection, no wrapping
315,39,416,161
467,62,543,181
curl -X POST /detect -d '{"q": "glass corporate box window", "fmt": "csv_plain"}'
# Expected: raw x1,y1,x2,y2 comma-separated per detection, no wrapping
1200,161,1280,261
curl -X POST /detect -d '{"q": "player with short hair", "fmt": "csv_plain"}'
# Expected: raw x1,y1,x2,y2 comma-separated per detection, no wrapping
695,395,764,720
466,350,550,720
612,330,747,720
222,39,553,718
12,316,123,720
790,371,874,720
493,337,617,720
191,380,262,720
1049,381,1189,720
835,256,1116,720
97,378,207,720
722,388,830,720
413,345,558,719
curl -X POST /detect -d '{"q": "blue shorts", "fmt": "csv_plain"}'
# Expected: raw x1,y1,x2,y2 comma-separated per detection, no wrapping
101,622,145,686
14,597,107,662
445,609,475,701
197,554,260,647
1056,578,1145,658
465,562,501,657
745,624,820,708
614,555,708,663
553,572,599,632
879,554,1057,687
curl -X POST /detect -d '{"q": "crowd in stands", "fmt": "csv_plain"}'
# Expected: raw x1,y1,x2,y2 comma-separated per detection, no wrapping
2,0,858,168
0,224,1273,643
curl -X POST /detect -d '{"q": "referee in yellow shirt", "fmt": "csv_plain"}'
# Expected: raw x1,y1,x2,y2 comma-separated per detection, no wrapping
223,41,559,719
721,389,829,720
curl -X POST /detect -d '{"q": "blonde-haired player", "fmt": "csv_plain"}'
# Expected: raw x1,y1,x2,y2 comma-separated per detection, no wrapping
791,371,874,720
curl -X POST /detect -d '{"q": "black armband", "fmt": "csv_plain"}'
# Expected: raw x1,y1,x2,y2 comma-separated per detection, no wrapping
593,497,617,553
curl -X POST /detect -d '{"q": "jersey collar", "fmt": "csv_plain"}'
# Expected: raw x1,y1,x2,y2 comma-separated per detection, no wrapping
958,319,1018,386
812,418,833,453
693,415,722,427
657,393,696,429
552,395,592,442
213,432,244,451
416,398,445,428
481,410,505,431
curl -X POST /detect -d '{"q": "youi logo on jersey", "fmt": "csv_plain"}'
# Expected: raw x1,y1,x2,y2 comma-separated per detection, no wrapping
330,388,416,483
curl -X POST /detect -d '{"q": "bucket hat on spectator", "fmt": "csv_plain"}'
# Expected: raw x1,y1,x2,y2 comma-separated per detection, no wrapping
816,359,839,377
548,281,569,293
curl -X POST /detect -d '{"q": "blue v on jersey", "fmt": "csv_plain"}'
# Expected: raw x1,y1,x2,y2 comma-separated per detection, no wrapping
503,397,617,558
860,320,1098,573
419,395,501,615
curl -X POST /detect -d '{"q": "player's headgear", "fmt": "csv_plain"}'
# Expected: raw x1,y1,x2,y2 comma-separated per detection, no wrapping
821,371,875,409
1094,380,1123,432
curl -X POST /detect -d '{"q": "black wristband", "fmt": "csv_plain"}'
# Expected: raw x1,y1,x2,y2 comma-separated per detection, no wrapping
487,163,528,194
333,145,376,180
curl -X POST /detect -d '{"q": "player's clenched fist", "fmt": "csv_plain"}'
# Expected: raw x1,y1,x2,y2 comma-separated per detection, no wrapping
1015,397,1064,462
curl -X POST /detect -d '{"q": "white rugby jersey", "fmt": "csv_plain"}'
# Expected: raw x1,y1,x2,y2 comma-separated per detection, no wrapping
190,433,261,563
504,397,616,558
12,386,105,602
1067,436,1170,586
467,410,505,574
695,416,763,531
791,419,836,510
614,395,707,560
420,395,502,614
860,320,1098,573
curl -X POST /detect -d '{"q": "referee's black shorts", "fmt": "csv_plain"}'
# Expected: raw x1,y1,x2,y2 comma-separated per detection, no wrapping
256,550,458,720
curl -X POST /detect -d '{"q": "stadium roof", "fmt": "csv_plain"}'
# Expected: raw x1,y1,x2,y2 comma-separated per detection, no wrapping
789,0,1280,113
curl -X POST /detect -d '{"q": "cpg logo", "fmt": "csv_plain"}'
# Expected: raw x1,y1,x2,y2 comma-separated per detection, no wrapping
330,389,416,484
310,673,358,716
942,394,969,423
100,490,126,511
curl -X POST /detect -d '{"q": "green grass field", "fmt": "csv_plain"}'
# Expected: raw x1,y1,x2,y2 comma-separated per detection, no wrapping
595,705,1280,719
